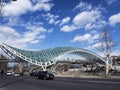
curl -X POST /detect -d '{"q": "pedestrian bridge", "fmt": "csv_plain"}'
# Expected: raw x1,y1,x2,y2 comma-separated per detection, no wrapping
0,43,108,71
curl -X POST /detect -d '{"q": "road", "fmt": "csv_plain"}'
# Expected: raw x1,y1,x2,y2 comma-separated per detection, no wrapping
0,75,120,90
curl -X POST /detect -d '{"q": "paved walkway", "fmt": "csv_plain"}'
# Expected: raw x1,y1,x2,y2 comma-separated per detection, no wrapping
55,74,120,79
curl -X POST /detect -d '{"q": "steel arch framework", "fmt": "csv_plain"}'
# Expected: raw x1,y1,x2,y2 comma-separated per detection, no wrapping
0,43,109,71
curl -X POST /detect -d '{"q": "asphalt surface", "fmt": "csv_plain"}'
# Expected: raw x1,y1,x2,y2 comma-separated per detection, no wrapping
0,75,120,90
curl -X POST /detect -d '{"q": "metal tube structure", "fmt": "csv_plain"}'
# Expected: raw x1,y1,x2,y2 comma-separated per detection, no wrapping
0,43,113,71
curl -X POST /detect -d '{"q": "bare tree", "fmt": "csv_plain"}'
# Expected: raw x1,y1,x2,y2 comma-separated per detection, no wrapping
0,54,8,72
13,64,19,72
97,28,117,76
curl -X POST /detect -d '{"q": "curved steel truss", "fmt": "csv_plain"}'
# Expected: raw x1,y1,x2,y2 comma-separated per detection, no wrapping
0,43,110,71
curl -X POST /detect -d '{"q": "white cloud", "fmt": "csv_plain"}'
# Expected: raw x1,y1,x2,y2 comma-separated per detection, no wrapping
42,13,59,19
74,1,92,11
17,25,47,44
85,42,101,50
2,0,53,17
30,40,39,44
71,34,91,42
61,25,77,32
3,0,32,16
0,15,52,48
5,17,23,26
105,0,118,5
33,0,54,12
0,26,24,48
85,20,107,30
92,34,100,40
49,18,55,24
0,26,20,36
42,13,60,25
60,17,71,26
55,20,60,25
26,22,46,32
38,35,46,39
61,10,102,32
85,42,120,56
73,10,101,26
71,32,100,44
60,1,107,32
109,13,120,26
48,28,53,33
0,25,47,49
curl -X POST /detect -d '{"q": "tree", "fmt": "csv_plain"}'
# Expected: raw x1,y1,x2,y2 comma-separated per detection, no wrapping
13,64,19,72
0,54,8,71
96,28,117,76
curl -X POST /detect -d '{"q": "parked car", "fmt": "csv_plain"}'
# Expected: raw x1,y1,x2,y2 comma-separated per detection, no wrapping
14,72,20,77
6,70,12,76
30,71,38,77
37,71,54,80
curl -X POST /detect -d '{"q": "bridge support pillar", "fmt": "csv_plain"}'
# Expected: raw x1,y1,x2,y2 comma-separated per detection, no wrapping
41,65,47,71
49,60,59,73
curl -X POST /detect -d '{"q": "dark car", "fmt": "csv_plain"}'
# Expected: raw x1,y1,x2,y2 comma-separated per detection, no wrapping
37,71,54,80
30,71,38,77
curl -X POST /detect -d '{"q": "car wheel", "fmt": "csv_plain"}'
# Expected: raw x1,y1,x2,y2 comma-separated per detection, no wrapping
37,76,40,79
43,76,46,80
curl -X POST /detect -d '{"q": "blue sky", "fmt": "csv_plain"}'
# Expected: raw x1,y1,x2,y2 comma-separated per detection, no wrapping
0,0,120,56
